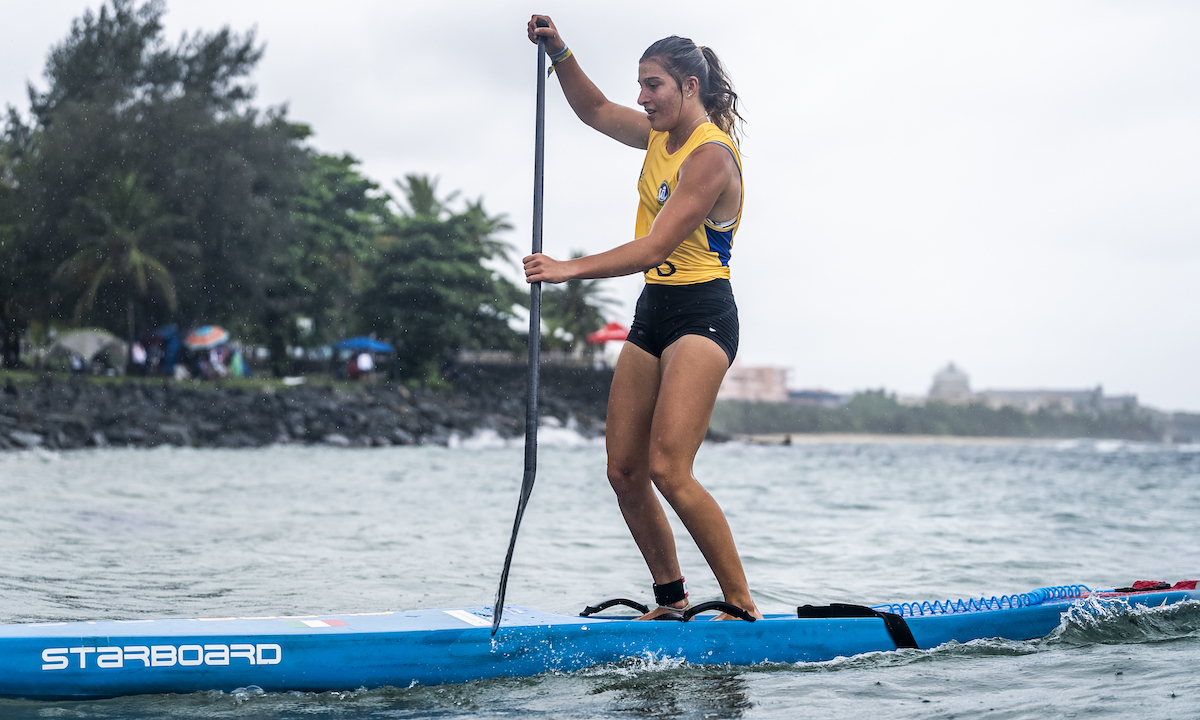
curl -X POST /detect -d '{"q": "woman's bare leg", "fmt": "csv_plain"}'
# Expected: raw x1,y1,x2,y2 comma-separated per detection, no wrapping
605,342,688,617
647,335,761,619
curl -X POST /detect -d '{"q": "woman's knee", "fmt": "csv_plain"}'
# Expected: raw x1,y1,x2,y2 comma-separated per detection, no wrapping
647,455,692,502
606,460,647,496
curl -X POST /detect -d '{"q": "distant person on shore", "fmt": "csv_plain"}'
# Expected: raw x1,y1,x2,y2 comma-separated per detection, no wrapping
130,342,147,375
209,347,228,379
230,347,247,378
524,16,760,621
349,352,374,382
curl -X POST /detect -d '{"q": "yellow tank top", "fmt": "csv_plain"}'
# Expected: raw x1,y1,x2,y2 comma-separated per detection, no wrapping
635,122,743,286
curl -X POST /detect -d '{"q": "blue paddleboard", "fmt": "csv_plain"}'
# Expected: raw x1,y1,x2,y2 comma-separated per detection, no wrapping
1,582,1196,699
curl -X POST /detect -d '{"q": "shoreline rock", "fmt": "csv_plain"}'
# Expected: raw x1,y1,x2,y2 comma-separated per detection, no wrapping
0,366,613,452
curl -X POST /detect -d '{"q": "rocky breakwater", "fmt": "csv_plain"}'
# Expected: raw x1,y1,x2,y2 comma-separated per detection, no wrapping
0,365,613,451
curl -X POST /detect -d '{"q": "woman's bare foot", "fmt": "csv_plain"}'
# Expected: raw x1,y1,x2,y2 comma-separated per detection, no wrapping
711,610,764,621
712,599,764,621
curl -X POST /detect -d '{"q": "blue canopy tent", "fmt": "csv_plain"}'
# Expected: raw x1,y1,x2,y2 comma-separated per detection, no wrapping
332,337,394,353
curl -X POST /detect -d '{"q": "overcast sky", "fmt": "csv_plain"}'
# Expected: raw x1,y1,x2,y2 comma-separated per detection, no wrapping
5,1,1199,410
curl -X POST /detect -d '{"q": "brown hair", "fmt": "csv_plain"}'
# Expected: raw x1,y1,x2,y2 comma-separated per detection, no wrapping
640,36,744,144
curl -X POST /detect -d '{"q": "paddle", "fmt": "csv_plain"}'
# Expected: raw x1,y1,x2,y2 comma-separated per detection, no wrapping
492,17,549,636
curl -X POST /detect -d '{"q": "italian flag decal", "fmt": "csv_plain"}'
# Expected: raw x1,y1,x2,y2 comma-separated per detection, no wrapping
282,619,349,628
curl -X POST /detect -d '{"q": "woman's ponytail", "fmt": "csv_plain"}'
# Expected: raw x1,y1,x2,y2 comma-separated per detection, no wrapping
697,45,742,144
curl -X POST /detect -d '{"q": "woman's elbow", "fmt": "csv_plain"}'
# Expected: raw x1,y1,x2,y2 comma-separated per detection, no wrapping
578,103,609,131
641,245,674,270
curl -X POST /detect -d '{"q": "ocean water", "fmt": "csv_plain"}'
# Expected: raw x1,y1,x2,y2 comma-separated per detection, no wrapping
1,435,1198,718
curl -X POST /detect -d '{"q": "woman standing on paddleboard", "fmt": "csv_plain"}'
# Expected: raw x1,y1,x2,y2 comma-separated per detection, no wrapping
525,16,761,621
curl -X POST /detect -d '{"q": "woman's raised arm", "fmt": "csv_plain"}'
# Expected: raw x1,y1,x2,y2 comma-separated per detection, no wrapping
528,15,651,149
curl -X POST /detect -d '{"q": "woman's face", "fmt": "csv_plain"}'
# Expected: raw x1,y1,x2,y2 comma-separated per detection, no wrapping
638,59,684,131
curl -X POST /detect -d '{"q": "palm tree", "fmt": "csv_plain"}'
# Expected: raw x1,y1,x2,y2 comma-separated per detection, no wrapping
395,174,457,219
54,173,179,360
460,197,515,264
363,175,525,381
392,175,514,262
541,251,619,358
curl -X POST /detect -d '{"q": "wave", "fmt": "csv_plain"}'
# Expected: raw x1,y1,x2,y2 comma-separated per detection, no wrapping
453,417,605,450
1048,596,1200,646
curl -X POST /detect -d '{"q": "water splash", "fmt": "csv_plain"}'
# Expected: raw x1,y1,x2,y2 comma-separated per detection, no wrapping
578,651,690,679
1049,596,1200,646
229,684,266,705
455,419,604,450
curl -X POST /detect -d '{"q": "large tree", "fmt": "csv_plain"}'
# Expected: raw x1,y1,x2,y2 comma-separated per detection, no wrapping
1,0,310,360
0,107,46,367
361,175,524,382
286,153,389,340
0,1,524,383
53,172,181,351
0,111,29,366
254,152,390,375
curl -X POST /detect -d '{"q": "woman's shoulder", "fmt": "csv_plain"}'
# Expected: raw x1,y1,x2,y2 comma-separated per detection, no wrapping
694,122,737,150
683,124,739,171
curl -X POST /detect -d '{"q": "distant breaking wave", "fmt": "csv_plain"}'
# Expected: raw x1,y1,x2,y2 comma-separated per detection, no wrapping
453,417,605,450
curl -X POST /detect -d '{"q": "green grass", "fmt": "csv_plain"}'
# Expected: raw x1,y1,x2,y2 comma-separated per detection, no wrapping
0,368,373,393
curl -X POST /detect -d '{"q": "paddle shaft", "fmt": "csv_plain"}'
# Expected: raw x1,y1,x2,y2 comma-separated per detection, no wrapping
493,20,548,636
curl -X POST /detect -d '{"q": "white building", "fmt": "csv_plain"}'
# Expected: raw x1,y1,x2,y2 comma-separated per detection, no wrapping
718,361,790,403
928,362,972,404
925,362,1138,413
975,387,1137,413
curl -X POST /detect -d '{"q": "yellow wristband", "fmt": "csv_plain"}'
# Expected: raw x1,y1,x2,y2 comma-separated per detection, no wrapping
547,47,572,77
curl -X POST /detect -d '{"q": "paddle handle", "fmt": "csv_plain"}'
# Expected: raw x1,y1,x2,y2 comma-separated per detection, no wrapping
493,17,548,637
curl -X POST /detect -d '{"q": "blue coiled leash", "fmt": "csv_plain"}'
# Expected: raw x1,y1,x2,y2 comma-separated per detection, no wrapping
874,584,1092,618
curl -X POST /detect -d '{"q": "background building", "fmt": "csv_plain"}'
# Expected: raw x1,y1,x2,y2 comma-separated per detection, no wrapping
718,361,790,403
928,362,972,403
788,389,847,408
926,362,1138,412
975,387,1137,413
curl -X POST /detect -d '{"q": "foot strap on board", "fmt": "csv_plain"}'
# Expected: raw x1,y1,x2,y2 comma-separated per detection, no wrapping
683,601,757,622
580,598,650,617
797,603,919,649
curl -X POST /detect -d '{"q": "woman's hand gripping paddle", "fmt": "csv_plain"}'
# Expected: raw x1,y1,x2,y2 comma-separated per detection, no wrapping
492,17,549,637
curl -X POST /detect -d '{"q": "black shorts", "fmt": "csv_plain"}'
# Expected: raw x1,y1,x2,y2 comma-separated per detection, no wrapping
627,279,739,366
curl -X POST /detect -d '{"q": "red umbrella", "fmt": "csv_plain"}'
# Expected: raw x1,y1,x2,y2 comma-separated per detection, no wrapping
586,322,629,344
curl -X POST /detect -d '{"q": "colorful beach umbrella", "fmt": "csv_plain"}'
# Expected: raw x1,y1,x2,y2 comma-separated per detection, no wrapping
184,325,230,350
586,322,629,344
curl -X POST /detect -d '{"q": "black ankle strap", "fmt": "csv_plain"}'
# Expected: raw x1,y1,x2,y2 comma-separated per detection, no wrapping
654,577,688,606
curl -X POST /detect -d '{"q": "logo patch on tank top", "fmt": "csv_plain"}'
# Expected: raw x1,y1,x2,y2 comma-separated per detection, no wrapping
657,181,670,204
